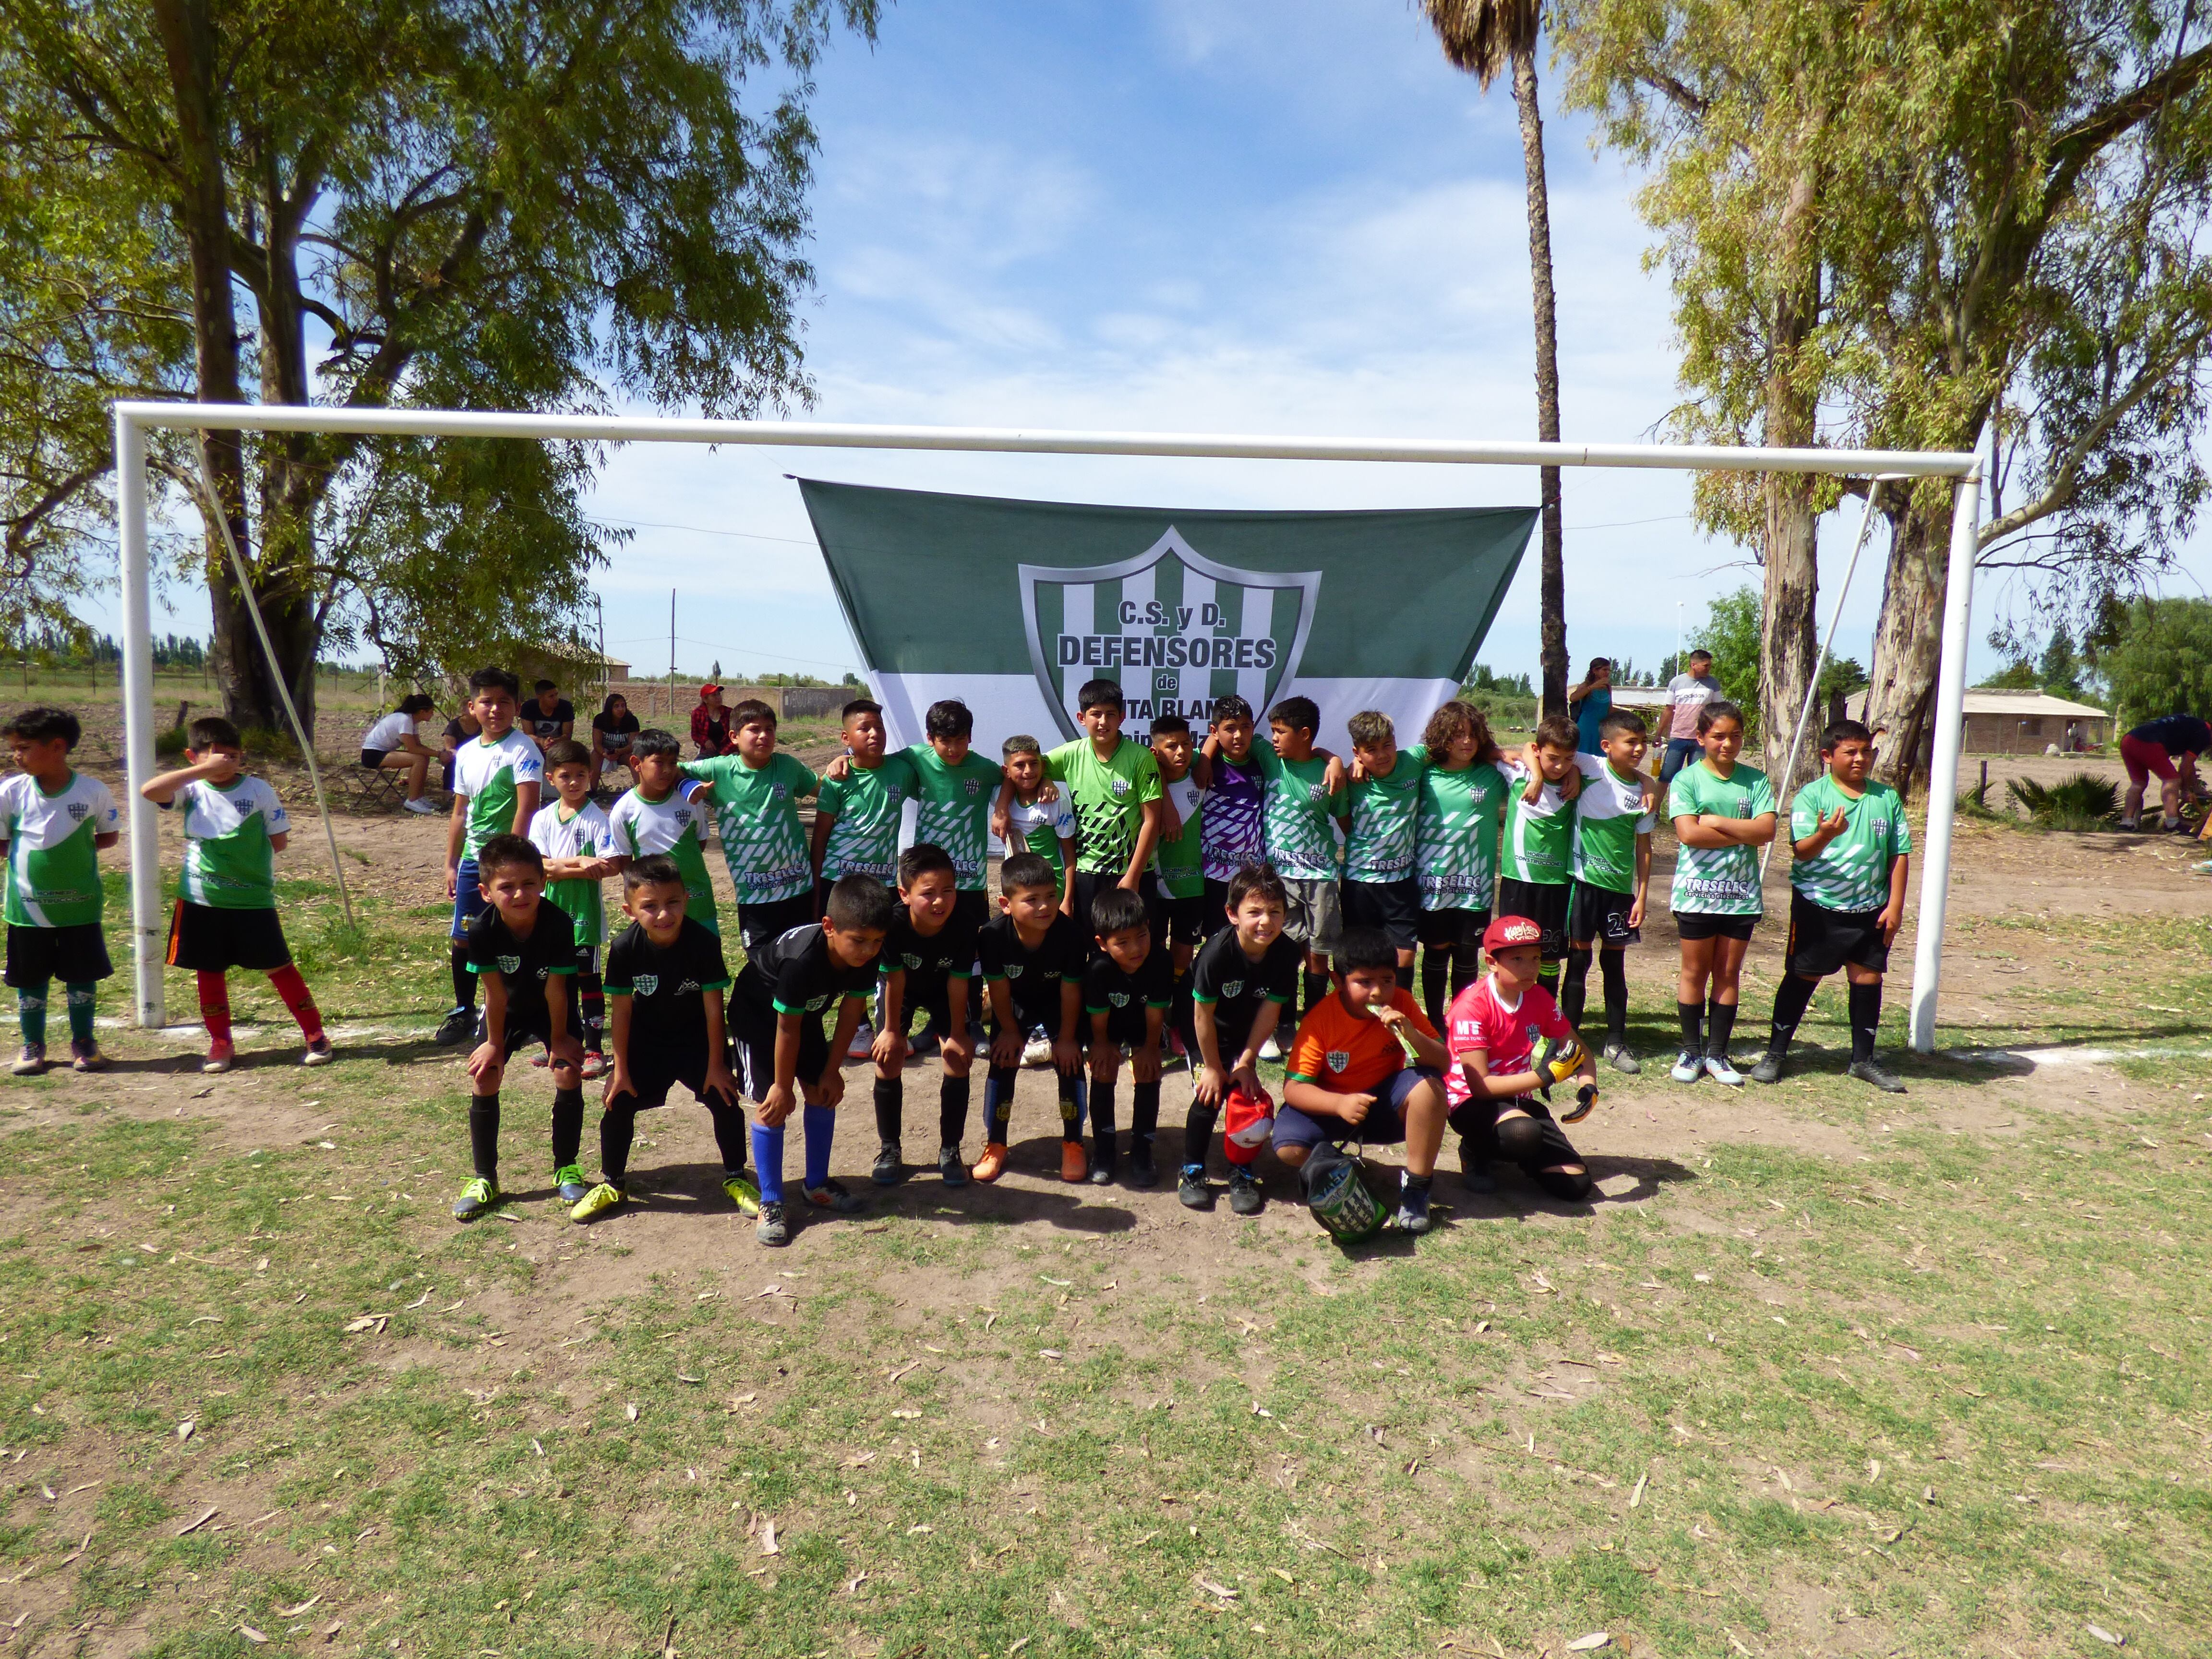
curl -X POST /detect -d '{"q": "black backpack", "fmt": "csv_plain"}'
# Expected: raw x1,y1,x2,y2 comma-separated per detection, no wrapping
1299,1138,1389,1243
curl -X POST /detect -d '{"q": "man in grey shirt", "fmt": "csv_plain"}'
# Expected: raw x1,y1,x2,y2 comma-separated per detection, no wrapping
1659,649,1722,782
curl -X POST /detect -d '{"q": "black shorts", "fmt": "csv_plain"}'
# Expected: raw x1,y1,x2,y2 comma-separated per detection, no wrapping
1785,891,1891,977
165,901,291,973
5,923,112,988
360,748,389,769
731,984,836,1102
1201,878,1238,931
474,984,577,1058
1151,887,1212,948
608,1050,735,1112
1675,910,1757,943
1087,998,1162,1050
1493,878,1570,961
952,888,990,939
1342,877,1420,952
1568,881,1641,948
736,892,814,957
1447,1095,1583,1170
891,977,973,1040
1415,904,1490,953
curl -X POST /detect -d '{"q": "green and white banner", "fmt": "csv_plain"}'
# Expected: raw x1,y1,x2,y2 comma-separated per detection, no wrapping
800,481,1534,755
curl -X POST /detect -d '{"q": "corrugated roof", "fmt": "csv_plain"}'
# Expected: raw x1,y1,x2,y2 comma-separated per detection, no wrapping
1847,688,2108,720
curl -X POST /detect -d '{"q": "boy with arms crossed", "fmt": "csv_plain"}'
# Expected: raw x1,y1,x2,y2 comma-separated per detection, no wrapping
1178,862,1301,1215
1751,720,1911,1093
451,835,585,1222
608,731,719,932
1444,914,1599,1201
0,708,120,1073
440,669,544,1046
1559,709,1657,1075
569,855,750,1223
142,716,331,1072
870,843,979,1188
1664,701,1775,1086
730,874,893,1244
975,852,1090,1183
1082,886,1172,1187
530,739,624,1077
1273,925,1452,1234
1146,715,1210,983
680,699,818,954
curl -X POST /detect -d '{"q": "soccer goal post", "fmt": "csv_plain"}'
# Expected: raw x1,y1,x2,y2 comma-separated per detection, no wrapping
109,401,1981,1052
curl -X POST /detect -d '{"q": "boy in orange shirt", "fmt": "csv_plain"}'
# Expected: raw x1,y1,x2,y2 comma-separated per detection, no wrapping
1274,925,1452,1233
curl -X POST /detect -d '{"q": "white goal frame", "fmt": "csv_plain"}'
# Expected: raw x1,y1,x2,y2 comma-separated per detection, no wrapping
110,401,1982,1052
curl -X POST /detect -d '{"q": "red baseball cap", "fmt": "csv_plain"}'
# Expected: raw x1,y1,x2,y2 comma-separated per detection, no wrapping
1482,914,1544,953
698,683,724,698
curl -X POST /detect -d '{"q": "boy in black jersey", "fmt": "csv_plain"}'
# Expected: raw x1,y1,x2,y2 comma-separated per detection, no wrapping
731,872,893,1246
1082,885,1171,1188
1178,861,1301,1215
976,852,1089,1184
870,842,979,1188
452,834,586,1223
568,855,751,1223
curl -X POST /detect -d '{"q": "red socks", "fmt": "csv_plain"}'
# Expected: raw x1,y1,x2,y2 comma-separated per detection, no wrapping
196,973,233,1045
266,964,325,1042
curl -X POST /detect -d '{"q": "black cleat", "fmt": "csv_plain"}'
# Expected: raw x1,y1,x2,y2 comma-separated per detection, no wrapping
1087,1144,1118,1185
1125,1138,1157,1189
937,1144,968,1187
434,1007,475,1046
1748,1046,1787,1085
872,1142,906,1186
1228,1167,1263,1216
1178,1165,1213,1210
1847,1058,1907,1094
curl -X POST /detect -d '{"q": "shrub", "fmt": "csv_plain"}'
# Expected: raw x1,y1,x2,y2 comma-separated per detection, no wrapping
2005,772,2119,832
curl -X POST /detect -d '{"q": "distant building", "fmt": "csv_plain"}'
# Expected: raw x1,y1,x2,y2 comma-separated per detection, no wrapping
1848,687,2111,755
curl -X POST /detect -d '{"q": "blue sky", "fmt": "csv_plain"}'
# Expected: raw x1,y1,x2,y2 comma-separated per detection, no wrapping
133,0,2204,692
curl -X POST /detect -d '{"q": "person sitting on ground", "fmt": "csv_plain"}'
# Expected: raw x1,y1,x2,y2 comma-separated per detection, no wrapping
590,693,641,790
1443,914,1599,1201
523,680,574,755
360,693,442,813
691,684,733,758
1273,924,1452,1235
2119,711,2211,832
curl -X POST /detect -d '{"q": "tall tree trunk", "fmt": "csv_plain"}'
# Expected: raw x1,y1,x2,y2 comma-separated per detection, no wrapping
1862,496,1951,800
1757,170,1822,790
1512,45,1568,717
252,162,323,739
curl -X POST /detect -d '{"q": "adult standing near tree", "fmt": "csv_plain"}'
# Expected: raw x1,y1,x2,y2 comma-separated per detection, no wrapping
360,693,442,814
2118,713,2211,833
1568,659,1612,756
692,685,733,758
1658,649,1722,784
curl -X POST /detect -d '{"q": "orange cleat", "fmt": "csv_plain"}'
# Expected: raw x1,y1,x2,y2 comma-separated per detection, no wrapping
1060,1140,1089,1183
972,1142,1010,1183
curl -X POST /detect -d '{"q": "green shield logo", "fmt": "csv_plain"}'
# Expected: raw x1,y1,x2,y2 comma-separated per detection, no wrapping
1018,529,1320,742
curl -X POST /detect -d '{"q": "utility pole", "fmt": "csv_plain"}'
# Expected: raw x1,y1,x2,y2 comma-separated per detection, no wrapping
668,589,676,722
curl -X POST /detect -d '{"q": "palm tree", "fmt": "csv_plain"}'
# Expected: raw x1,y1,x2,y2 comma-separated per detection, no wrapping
1419,0,1567,716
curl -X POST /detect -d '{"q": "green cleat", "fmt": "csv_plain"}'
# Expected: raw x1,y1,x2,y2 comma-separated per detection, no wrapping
721,1170,761,1215
554,1164,592,1204
452,1176,500,1222
570,1180,626,1223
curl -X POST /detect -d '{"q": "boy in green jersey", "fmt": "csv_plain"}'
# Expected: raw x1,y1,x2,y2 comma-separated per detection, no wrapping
679,699,819,953
1495,714,1582,998
1663,701,1776,1087
1337,709,1426,976
908,700,1003,935
1253,696,1347,1028
609,731,720,933
440,668,545,1046
529,739,625,1077
1558,708,1658,1075
1751,720,1912,1094
0,707,120,1075
1407,700,1510,1033
1146,715,1208,981
810,698,916,1061
142,715,331,1075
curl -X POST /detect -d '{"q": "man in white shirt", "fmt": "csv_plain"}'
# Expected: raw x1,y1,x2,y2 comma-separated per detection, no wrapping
1659,649,1722,783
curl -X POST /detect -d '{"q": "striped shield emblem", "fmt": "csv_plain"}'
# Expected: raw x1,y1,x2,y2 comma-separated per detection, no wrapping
1018,529,1320,742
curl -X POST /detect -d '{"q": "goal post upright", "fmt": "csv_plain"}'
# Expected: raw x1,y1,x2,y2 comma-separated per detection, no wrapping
108,400,1980,1049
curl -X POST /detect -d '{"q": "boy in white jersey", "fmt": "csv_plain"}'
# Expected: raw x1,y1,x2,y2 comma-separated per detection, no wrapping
142,716,331,1074
1001,736,1077,918
0,707,119,1074
1556,708,1657,1075
608,730,720,933
439,668,544,1046
529,739,625,1078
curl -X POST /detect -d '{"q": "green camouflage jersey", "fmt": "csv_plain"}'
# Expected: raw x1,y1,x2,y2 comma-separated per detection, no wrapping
1568,752,1655,895
1153,772,1206,899
608,786,719,932
0,770,117,928
1665,759,1775,916
680,753,817,905
1252,742,1344,882
1415,757,1509,912
1496,757,1575,887
1343,745,1424,882
905,745,1001,891
816,752,919,882
451,729,545,860
171,776,288,910
1045,737,1161,877
1789,773,1911,913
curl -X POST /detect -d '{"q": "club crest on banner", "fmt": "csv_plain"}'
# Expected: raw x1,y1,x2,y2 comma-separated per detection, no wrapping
1018,530,1320,742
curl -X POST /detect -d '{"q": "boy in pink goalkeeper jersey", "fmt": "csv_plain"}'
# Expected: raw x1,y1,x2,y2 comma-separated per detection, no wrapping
1443,914,1600,1202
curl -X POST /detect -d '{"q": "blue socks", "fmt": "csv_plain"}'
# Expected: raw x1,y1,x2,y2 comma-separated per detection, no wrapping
750,1122,786,1204
803,1105,835,1190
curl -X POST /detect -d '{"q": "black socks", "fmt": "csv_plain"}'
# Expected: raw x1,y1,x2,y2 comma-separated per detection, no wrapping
1706,998,1738,1058
1561,947,1593,1028
1130,1080,1160,1143
552,1087,584,1169
601,1096,637,1182
1849,980,1882,1061
874,1075,902,1144
940,1073,971,1146
468,1094,500,1180
1599,950,1628,1043
1184,1101,1219,1173
1420,951,1452,1033
1092,1082,1117,1162
1302,969,1329,1023
707,1096,749,1171
1677,999,1704,1054
450,945,476,1011
1769,974,1818,1052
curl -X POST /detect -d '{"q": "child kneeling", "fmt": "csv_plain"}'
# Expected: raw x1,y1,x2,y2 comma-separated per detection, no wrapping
569,855,752,1222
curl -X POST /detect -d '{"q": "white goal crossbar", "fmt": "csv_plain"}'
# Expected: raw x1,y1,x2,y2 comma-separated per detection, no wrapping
110,400,1982,1052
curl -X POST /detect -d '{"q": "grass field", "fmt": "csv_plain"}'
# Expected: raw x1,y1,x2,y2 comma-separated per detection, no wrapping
1,828,2209,1658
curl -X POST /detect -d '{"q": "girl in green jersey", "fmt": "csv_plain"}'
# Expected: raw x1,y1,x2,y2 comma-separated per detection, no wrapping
1663,702,1776,1086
